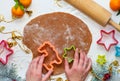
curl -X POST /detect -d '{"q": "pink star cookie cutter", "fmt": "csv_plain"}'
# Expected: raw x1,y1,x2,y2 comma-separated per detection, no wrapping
0,40,14,65
97,30,118,51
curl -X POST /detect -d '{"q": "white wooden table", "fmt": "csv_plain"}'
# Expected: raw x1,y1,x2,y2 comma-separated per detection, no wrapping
0,0,120,81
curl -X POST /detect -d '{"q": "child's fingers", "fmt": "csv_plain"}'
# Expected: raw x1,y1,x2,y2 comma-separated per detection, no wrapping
73,48,79,67
78,50,84,67
65,58,70,72
42,70,53,81
86,58,92,72
31,56,41,71
37,55,45,72
83,54,89,69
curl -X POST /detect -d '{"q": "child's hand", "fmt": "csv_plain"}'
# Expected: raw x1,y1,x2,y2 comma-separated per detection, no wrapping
26,55,53,81
65,48,92,81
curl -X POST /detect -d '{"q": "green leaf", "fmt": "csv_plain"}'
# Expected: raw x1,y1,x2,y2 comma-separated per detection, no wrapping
14,2,19,9
20,5,24,11
14,0,19,3
116,10,120,16
0,26,5,32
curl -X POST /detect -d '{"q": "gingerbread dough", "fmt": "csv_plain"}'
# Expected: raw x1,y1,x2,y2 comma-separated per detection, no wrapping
23,12,92,75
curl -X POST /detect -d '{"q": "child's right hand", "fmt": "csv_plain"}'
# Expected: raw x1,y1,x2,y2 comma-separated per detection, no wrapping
65,48,92,81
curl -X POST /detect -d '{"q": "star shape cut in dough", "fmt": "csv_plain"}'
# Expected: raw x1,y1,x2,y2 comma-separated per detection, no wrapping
97,30,118,51
115,45,120,57
63,45,76,63
0,40,13,65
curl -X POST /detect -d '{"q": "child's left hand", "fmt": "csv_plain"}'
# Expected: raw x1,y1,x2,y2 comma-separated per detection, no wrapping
26,55,53,81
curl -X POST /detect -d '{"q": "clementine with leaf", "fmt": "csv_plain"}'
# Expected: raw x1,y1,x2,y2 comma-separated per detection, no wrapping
19,0,32,8
11,6,24,18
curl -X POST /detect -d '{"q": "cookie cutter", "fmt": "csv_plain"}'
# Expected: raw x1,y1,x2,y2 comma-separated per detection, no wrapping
97,30,118,51
96,55,106,66
63,45,76,63
0,40,14,65
115,45,120,57
37,41,62,71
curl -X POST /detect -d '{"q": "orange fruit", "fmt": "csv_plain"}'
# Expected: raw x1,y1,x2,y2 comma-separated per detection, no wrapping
11,6,25,18
19,0,32,8
110,0,120,11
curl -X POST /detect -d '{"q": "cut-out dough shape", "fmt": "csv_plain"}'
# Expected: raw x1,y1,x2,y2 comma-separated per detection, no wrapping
38,41,62,70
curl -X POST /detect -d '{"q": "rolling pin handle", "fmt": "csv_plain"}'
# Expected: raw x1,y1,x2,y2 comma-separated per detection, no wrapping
109,19,120,32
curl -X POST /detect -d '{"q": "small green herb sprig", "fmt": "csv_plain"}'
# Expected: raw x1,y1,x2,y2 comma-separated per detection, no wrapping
14,0,24,10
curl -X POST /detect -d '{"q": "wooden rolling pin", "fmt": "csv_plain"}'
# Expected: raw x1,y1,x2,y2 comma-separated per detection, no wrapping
65,0,120,31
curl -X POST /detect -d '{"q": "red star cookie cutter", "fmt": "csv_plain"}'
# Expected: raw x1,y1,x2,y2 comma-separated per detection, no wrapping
97,30,118,51
0,40,14,65
37,41,62,71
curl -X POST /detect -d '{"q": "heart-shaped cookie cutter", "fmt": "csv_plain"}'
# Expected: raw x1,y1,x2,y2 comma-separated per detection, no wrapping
37,41,62,70
97,30,118,51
